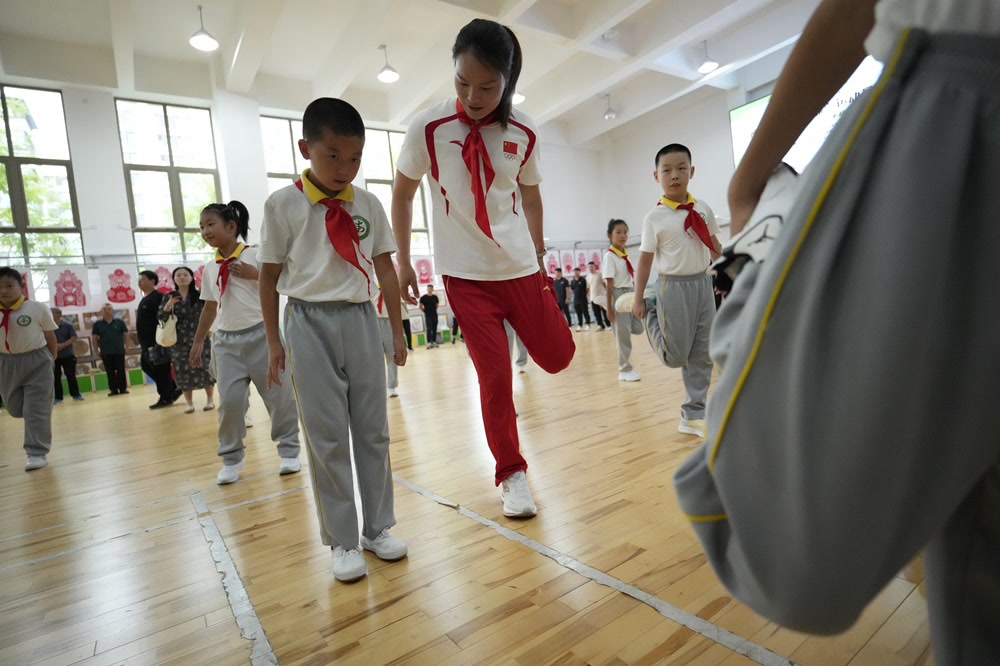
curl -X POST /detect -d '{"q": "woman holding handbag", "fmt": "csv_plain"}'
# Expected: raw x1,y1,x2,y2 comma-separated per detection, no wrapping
159,266,215,413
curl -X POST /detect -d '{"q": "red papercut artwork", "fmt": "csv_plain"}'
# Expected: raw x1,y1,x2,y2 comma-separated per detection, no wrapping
590,250,602,269
106,269,136,303
155,266,175,293
560,251,573,272
193,265,205,289
576,251,587,271
415,258,433,285
546,253,559,275
53,269,87,307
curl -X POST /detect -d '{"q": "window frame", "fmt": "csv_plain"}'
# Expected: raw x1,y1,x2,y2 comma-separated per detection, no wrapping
116,98,221,264
0,84,84,266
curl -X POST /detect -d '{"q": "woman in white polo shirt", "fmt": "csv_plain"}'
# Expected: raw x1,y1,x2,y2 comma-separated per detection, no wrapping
392,18,575,518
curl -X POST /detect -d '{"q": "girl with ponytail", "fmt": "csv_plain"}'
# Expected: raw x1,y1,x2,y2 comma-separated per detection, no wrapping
391,18,575,519
188,199,301,487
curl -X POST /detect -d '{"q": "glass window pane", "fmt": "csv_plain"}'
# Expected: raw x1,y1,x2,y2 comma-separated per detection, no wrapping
0,102,8,156
291,121,309,174
5,88,69,160
22,164,74,228
0,163,12,227
268,177,293,195
183,232,212,261
362,129,392,181
410,231,430,255
167,106,216,168
116,100,170,166
179,172,217,227
389,131,405,172
134,232,182,259
260,118,294,174
0,233,24,261
365,182,392,223
130,170,173,228
27,232,83,260
413,184,428,231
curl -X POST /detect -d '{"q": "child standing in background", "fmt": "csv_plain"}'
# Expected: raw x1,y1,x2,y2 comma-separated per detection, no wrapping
603,220,642,382
0,267,57,471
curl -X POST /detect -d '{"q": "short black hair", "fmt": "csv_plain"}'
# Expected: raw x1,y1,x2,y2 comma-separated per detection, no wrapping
302,98,365,142
573,267,581,272
655,143,692,167
139,270,158,285
587,261,595,266
607,218,628,235
0,266,22,283
555,268,563,273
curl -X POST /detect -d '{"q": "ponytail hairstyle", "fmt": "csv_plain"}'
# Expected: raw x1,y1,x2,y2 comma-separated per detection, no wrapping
452,18,523,130
201,200,250,241
607,218,629,237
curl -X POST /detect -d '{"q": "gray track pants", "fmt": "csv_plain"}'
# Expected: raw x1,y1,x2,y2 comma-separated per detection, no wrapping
644,273,714,419
611,286,644,373
0,347,54,456
285,299,395,549
214,323,299,464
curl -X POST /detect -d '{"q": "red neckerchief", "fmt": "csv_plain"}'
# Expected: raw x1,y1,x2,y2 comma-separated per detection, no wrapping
608,246,634,278
295,179,372,296
377,291,384,314
0,296,25,353
455,100,498,245
660,196,714,251
215,243,247,298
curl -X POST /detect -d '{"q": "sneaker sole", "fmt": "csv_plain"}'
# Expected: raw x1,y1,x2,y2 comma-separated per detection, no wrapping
502,506,537,518
361,545,408,561
278,466,301,475
334,568,368,582
677,426,705,437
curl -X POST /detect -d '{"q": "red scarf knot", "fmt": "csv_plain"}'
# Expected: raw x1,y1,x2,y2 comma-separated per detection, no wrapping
456,100,498,245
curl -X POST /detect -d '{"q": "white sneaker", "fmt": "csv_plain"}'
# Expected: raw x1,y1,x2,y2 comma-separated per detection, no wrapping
678,418,707,438
25,456,47,471
618,370,641,382
500,470,537,518
517,366,526,374
332,546,368,582
387,387,398,398
614,292,634,313
360,529,408,561
278,457,301,475
584,325,590,331
216,460,244,485
575,325,582,331
245,417,254,429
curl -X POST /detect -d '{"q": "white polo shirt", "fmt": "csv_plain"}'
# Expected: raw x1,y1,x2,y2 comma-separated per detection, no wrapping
395,98,543,281
602,249,634,290
259,174,395,303
866,0,1000,62
586,270,606,304
640,194,720,277
1,298,57,355
201,244,264,332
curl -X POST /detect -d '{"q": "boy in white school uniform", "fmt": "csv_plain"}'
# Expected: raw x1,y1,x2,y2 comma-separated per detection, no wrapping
0,267,58,471
626,143,721,438
258,97,408,583
189,201,302,486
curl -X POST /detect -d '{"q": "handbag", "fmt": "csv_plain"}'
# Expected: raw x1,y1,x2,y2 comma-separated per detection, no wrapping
156,314,178,347
145,344,172,366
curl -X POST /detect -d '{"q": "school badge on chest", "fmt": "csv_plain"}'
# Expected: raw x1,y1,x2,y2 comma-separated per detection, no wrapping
17,315,31,326
353,215,371,241
503,140,518,161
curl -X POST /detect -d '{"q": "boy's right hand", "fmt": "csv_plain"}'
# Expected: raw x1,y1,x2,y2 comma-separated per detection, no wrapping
189,340,204,368
267,344,286,389
631,299,646,320
397,263,419,305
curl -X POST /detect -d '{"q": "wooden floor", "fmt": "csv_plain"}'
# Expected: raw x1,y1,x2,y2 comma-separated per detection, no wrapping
0,328,933,665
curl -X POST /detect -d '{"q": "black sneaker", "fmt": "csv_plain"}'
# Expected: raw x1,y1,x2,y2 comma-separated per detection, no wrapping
170,388,183,404
149,400,171,410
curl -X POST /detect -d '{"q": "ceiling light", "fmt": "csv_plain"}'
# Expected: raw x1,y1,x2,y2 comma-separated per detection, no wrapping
189,5,219,52
602,94,617,121
697,40,719,75
601,29,621,42
377,44,400,83
512,92,525,105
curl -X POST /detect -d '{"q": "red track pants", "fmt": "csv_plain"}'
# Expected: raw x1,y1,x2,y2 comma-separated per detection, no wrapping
445,272,576,485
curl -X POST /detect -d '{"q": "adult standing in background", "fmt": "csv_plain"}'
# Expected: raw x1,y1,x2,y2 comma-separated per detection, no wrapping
92,303,129,396
159,266,216,413
51,308,83,403
419,285,440,348
136,270,178,409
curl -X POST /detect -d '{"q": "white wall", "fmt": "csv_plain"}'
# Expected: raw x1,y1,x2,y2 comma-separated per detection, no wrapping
536,141,608,244
604,87,736,240
210,91,269,244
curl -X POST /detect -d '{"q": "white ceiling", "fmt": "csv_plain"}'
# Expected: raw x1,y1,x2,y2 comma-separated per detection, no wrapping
0,0,819,143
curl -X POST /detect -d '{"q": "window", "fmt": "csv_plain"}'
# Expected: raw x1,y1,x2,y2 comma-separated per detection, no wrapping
0,86,84,288
259,120,432,254
260,117,307,195
117,100,220,264
363,128,431,255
